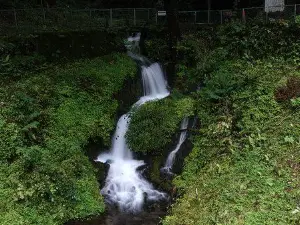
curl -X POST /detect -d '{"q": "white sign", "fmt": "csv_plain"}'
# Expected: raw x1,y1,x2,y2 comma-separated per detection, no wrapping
265,0,284,12
158,11,166,16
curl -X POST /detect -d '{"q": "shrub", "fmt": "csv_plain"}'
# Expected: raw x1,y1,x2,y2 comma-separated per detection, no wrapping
217,21,300,59
0,53,136,224
0,117,22,162
164,59,300,225
291,97,300,107
126,97,194,154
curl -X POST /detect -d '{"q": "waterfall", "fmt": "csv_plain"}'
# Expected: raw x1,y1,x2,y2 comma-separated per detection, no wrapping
95,33,169,212
162,118,189,174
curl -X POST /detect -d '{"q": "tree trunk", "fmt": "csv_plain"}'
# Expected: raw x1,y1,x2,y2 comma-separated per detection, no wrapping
207,0,211,23
45,0,56,8
164,0,180,87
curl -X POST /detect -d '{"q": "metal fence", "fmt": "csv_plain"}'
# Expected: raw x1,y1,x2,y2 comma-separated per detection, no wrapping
0,8,157,33
178,5,300,24
1,5,300,33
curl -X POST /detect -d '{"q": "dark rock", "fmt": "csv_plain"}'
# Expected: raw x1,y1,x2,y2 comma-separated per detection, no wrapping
65,202,169,225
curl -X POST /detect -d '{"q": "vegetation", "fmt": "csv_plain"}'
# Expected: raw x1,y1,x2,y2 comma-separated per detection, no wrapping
2,9,300,225
164,58,300,225
0,53,136,224
162,21,300,225
126,96,194,154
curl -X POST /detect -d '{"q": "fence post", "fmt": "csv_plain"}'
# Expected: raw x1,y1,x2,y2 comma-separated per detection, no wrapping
220,10,223,24
133,8,136,26
242,8,246,23
148,9,150,21
110,8,112,26
13,9,17,28
208,10,210,24
155,9,158,24
294,4,297,22
42,7,46,23
194,11,197,23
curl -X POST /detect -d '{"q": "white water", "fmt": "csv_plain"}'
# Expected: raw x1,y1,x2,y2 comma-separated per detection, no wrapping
162,118,189,174
127,33,141,42
96,34,169,212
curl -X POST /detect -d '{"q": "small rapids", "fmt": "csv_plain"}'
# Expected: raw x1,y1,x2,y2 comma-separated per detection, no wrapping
96,33,169,212
161,118,189,175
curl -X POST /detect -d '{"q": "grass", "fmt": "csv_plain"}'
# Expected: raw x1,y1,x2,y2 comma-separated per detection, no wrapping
0,53,136,225
163,58,300,225
126,96,194,154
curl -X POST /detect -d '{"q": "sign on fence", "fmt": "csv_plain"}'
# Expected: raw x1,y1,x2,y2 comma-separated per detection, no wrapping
1,5,300,33
157,11,166,16
265,0,285,12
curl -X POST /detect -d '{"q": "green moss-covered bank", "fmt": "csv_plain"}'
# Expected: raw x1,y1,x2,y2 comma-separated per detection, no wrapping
1,30,129,61
138,21,300,225
164,59,300,225
127,96,194,155
0,53,136,225
163,21,300,224
2,18,300,225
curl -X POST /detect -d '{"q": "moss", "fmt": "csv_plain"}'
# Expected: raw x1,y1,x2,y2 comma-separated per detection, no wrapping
148,155,173,192
0,53,136,224
126,96,194,154
163,59,300,225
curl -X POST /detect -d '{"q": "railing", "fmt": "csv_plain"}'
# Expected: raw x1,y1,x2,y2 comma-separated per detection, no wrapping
178,5,300,24
1,5,300,33
0,8,157,33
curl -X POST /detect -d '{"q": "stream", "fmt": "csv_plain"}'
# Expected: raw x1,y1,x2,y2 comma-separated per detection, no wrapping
67,33,190,225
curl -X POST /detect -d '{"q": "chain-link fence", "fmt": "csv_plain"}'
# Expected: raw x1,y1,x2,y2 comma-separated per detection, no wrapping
0,8,157,34
1,5,300,34
178,4,300,24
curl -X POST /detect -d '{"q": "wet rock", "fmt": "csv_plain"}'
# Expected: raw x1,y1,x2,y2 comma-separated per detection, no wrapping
65,202,168,225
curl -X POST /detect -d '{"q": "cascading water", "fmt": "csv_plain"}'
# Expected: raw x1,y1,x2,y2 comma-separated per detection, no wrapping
161,118,189,174
96,33,169,212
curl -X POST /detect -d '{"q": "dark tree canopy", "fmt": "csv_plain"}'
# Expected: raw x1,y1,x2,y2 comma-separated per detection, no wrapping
0,0,264,9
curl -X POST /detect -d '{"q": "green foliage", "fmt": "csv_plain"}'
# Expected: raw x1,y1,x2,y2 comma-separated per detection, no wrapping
126,97,194,154
0,53,136,224
175,34,229,93
176,32,212,68
139,19,300,225
200,61,245,101
142,21,300,225
175,32,214,92
164,58,300,225
0,116,22,161
1,53,47,79
0,40,15,55
217,21,300,60
144,37,169,62
295,15,300,25
291,97,300,107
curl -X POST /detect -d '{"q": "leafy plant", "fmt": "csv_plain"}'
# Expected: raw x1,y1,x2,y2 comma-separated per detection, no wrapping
0,53,136,225
217,21,300,59
295,15,300,25
126,97,194,154
291,97,300,107
164,58,300,225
